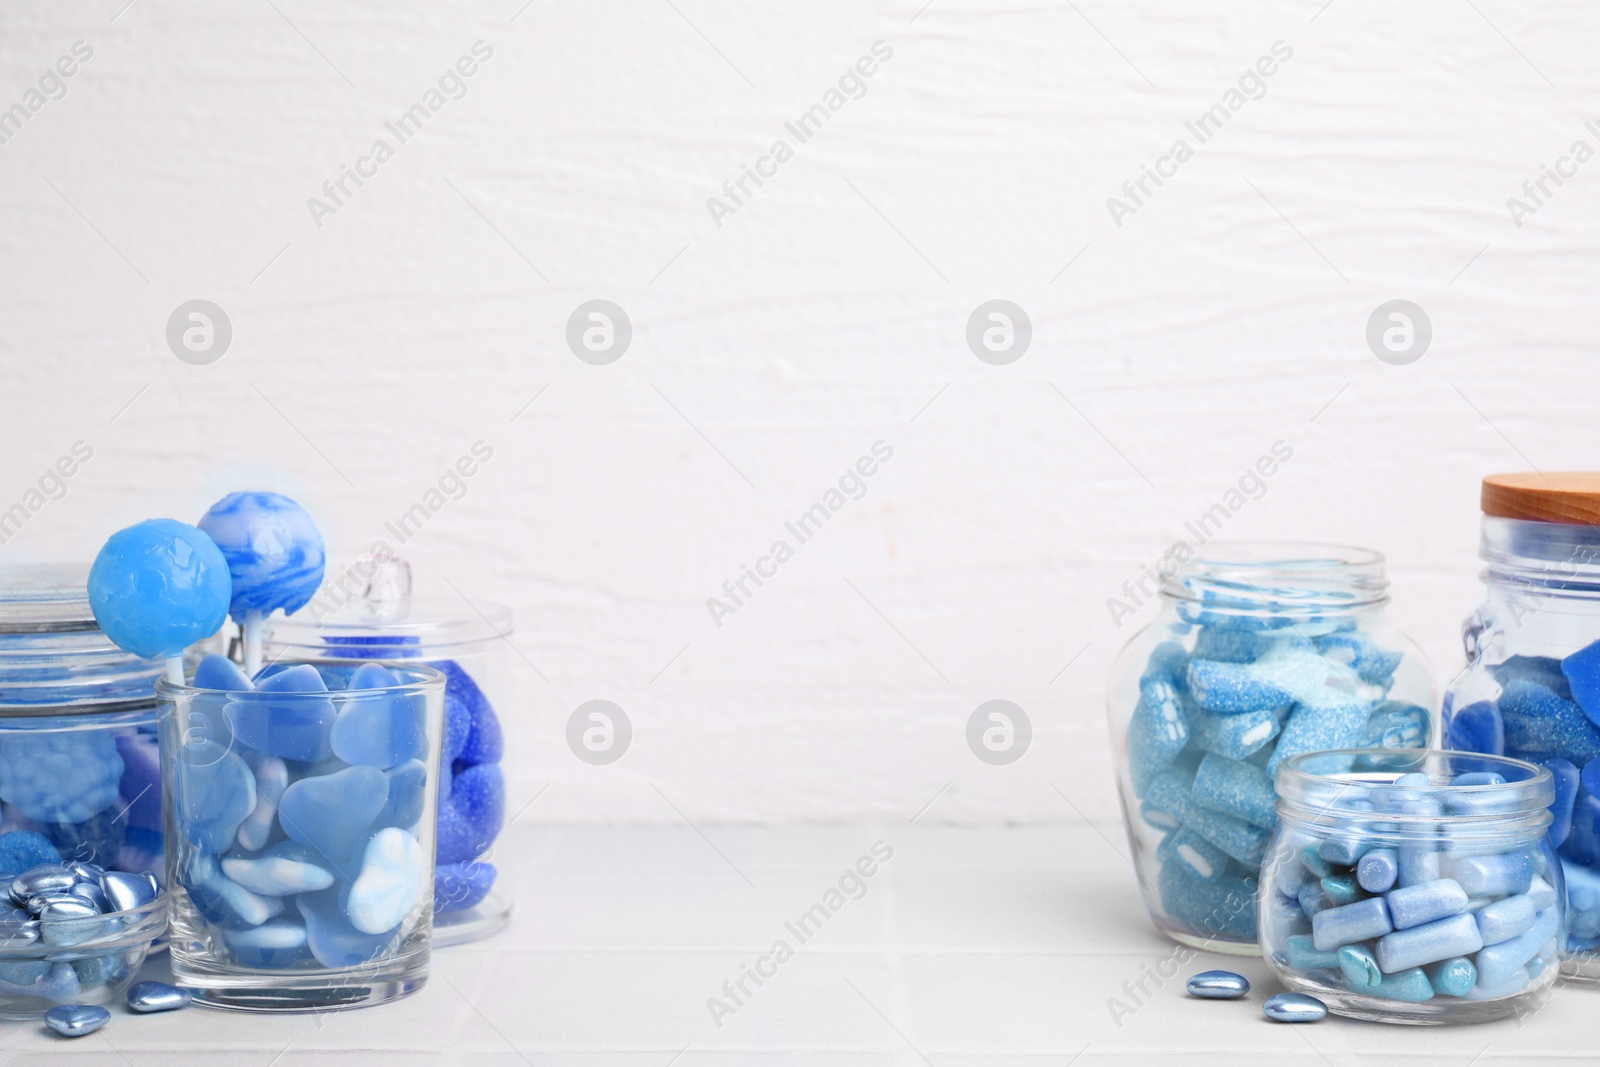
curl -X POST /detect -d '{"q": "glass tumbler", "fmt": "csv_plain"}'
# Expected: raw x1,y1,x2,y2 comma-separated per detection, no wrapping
157,661,445,1011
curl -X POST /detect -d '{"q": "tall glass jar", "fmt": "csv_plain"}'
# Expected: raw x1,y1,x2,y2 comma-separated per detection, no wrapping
1260,749,1562,1024
1443,473,1600,981
265,558,512,946
0,566,164,879
1108,542,1436,953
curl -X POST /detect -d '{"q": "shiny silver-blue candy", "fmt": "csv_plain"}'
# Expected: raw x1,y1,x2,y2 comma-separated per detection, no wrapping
44,1004,110,1037
127,981,192,1013
1263,992,1327,1022
1186,970,1250,999
13,865,74,902
99,871,158,913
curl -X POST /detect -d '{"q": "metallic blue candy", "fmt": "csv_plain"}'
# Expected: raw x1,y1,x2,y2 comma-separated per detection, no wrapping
1185,969,1249,998
44,1004,109,1038
127,980,191,1013
1263,992,1326,1022
197,492,326,620
88,518,231,659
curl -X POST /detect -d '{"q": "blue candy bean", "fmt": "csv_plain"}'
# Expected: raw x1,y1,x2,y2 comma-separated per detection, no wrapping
128,981,192,1012
1185,969,1249,998
44,1004,109,1038
1263,992,1326,1022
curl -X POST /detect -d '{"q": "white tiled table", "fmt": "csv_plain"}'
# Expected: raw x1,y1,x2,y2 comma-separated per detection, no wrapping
1,825,1591,1064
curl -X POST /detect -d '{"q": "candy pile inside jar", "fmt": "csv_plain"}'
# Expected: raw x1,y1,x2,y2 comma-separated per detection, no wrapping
1128,594,1429,939
1268,770,1561,1005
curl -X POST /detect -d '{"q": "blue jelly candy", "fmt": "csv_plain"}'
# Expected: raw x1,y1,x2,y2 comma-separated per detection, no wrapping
173,740,256,854
181,850,281,929
435,860,496,914
88,518,231,660
1126,681,1188,792
0,731,123,824
1186,658,1293,714
1315,630,1402,686
346,827,423,934
1157,861,1257,940
1500,678,1600,764
444,663,503,767
1190,704,1280,761
195,653,253,691
1564,794,1600,866
44,806,126,869
1164,827,1229,882
379,760,427,832
437,763,504,866
221,840,336,895
197,492,326,619
278,765,388,861
236,753,288,852
222,917,308,968
1563,638,1600,727
1192,752,1277,829
114,731,163,831
1545,758,1580,848
226,664,335,761
0,831,59,873
330,664,427,770
299,885,398,968
1493,655,1571,699
1444,700,1503,755
1269,700,1373,774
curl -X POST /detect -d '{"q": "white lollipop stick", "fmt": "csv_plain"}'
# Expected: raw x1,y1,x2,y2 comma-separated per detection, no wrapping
243,608,263,678
164,656,185,687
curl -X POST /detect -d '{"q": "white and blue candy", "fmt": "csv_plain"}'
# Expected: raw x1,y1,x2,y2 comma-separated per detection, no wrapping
197,492,326,619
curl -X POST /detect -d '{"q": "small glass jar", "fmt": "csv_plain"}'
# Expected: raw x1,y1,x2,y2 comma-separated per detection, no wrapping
1261,749,1563,1024
264,558,512,946
0,566,164,878
1443,474,1600,980
157,662,445,1011
1108,542,1436,953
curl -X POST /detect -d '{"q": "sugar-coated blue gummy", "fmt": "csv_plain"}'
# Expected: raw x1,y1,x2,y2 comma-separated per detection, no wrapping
278,765,388,862
1563,638,1600,727
435,861,497,915
173,740,256,854
1544,759,1580,849
1192,753,1276,829
1140,641,1190,688
0,831,58,873
378,760,427,832
438,661,502,767
1500,678,1600,765
223,917,309,968
1157,860,1257,940
1192,627,1276,665
1143,758,1202,825
1190,704,1280,760
1268,700,1374,775
194,653,252,691
114,731,163,831
197,492,326,620
329,664,427,770
1164,827,1230,882
1186,658,1292,714
1492,655,1571,700
45,806,126,869
1444,700,1503,755
0,731,123,824
1563,793,1600,866
1314,630,1402,686
88,518,231,660
299,885,398,968
437,763,504,866
1363,701,1430,751
226,664,335,761
1186,804,1269,867
1126,681,1188,793
115,827,163,882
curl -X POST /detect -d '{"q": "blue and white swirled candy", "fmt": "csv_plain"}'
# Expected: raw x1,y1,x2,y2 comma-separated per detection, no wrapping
197,492,326,619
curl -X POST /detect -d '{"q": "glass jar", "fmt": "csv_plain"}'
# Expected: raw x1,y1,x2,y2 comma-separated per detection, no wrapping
157,661,445,1011
264,558,511,947
0,566,164,879
1261,749,1563,1024
1108,542,1436,953
1443,473,1600,981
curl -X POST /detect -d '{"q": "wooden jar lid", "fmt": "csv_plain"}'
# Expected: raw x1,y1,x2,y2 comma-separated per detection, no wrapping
1482,473,1600,525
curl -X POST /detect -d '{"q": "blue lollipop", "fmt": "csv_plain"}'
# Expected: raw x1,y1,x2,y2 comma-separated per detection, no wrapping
88,518,232,684
197,492,326,676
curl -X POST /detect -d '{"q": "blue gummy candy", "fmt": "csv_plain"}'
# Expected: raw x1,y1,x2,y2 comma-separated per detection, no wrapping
173,739,256,854
1192,752,1277,830
1126,681,1189,792
0,731,123,824
439,661,501,765
1565,639,1600,727
88,518,231,659
435,860,496,914
379,759,427,832
1500,678,1600,765
227,664,335,761
0,831,59,873
222,917,309,968
194,653,253,691
44,806,126,869
114,731,163,831
1314,630,1402,685
1191,627,1273,665
299,885,398,968
1493,655,1571,699
346,827,424,934
1547,758,1581,849
278,765,388,861
1186,658,1292,714
437,763,504,865
1190,704,1281,760
329,664,427,770
1445,700,1504,756
1268,700,1373,775
1157,860,1257,940
197,491,326,620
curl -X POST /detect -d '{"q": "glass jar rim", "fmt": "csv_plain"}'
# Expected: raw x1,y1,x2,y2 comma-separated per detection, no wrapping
1160,540,1390,612
155,660,447,698
1275,748,1554,822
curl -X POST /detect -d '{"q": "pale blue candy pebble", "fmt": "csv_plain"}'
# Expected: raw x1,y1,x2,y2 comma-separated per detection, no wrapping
346,827,423,934
1263,992,1326,1022
300,886,398,968
1371,967,1435,1002
222,917,308,968
197,492,326,619
1337,944,1382,989
226,665,335,761
278,765,388,861
221,840,335,896
1312,897,1392,951
1185,969,1248,998
1284,934,1340,970
127,980,192,1013
378,760,427,832
193,653,252,691
1357,849,1398,893
1477,893,1537,945
40,961,81,1003
330,664,426,770
1375,913,1483,972
44,1003,108,1037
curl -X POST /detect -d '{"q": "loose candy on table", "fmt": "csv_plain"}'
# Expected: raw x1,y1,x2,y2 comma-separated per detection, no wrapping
127,981,192,1013
1263,992,1327,1023
44,1004,110,1038
88,518,232,680
1185,970,1249,998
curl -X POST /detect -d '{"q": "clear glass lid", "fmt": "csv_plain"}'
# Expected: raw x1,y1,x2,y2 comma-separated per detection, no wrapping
0,565,162,710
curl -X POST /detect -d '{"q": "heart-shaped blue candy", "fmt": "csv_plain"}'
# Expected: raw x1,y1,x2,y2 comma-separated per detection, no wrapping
329,664,426,770
436,763,503,865
299,885,399,968
346,827,423,934
173,740,256,854
435,860,496,914
277,765,387,861
226,664,335,761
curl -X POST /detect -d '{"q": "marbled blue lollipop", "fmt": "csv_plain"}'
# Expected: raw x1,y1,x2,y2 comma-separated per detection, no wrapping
197,492,326,676
88,518,232,684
